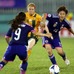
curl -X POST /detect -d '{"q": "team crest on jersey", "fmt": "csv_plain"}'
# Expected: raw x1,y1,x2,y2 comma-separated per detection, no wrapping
53,29,58,33
53,22,58,27
48,14,51,17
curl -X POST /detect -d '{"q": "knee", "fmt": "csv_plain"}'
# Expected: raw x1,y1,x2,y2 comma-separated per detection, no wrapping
28,38,35,45
28,38,36,49
45,45,52,56
56,48,64,55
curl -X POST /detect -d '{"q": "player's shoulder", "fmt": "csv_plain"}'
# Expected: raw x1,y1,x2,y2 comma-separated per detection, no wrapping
64,19,70,24
25,12,29,16
47,13,52,18
9,27,12,30
52,14,59,18
47,13,59,19
35,13,41,18
22,23,32,28
36,13,41,17
24,24,33,30
25,12,28,14
20,23,31,31
8,27,13,32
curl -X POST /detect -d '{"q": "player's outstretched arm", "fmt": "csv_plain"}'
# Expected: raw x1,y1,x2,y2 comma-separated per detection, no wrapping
32,31,52,38
40,13,47,27
40,13,51,34
40,13,53,39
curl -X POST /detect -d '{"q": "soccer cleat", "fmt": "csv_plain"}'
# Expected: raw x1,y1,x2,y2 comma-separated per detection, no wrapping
0,64,3,70
65,59,70,65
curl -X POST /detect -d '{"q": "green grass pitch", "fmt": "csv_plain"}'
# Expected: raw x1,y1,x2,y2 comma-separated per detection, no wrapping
0,36,74,74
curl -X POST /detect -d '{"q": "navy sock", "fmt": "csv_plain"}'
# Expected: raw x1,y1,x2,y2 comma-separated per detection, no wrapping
59,53,66,61
49,54,57,64
0,61,6,68
20,61,28,71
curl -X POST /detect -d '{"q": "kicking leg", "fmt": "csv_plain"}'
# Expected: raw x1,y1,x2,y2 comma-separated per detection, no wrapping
45,44,60,73
56,47,70,65
27,38,36,57
45,44,57,65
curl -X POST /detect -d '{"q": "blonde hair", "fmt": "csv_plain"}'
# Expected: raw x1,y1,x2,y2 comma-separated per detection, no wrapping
27,3,36,9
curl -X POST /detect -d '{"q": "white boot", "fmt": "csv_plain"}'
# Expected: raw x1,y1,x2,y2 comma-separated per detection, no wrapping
65,58,70,65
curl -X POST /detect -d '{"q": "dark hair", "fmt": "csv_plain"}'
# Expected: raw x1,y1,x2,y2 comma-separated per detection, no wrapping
11,12,26,31
57,6,68,14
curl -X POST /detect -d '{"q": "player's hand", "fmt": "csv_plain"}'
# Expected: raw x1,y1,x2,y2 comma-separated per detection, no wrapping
51,36,53,40
47,33,53,39
46,33,52,38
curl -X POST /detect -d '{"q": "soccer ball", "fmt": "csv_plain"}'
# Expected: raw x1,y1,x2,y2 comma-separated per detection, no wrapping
49,65,60,74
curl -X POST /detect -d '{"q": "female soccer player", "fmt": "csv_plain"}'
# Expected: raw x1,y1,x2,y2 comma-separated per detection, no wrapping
41,6,74,71
25,3,42,56
0,12,52,74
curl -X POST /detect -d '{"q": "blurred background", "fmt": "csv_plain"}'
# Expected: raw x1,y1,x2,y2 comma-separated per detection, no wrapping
0,0,74,37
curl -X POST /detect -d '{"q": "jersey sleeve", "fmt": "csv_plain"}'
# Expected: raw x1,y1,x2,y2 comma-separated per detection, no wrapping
64,19,71,29
27,25,35,32
38,15,42,22
45,14,52,26
5,28,12,38
30,27,35,32
46,14,52,21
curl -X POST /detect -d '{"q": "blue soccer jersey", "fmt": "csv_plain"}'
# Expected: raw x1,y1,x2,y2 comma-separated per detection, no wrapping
45,14,71,37
42,14,71,48
5,23,34,45
3,23,34,61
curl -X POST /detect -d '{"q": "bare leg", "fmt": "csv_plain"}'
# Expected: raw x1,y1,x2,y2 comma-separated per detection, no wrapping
56,47,70,65
27,38,36,57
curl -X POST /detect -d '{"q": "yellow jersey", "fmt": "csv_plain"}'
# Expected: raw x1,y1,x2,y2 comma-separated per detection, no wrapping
25,12,42,31
25,12,42,37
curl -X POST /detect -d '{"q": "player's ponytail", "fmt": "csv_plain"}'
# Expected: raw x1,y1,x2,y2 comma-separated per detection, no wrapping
11,12,26,31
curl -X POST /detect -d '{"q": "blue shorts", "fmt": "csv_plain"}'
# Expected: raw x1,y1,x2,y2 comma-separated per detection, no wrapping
3,45,27,61
42,36,62,49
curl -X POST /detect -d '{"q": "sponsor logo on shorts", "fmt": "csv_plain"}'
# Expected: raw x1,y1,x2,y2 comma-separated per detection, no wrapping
45,40,48,43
